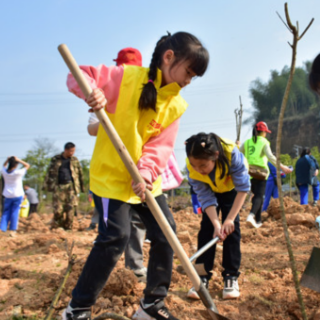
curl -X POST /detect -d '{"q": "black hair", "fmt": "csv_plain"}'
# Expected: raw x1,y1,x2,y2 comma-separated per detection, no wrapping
139,31,209,111
252,126,264,143
64,142,75,150
300,147,311,158
185,132,230,180
8,156,18,171
309,53,320,93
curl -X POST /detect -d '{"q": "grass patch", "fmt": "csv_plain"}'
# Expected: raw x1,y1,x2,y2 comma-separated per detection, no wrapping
176,286,189,293
247,294,274,307
248,274,263,284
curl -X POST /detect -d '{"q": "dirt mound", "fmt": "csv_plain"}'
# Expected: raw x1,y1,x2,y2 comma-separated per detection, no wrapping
267,196,320,221
0,200,320,319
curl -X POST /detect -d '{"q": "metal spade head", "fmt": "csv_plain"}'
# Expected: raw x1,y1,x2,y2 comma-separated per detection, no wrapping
197,281,230,320
207,307,230,320
300,247,320,293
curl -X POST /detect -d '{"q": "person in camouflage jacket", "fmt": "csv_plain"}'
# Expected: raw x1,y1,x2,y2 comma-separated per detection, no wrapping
43,142,84,229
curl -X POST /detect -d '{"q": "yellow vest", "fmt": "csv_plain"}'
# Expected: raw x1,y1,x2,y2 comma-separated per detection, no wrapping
19,198,29,218
90,66,188,203
186,138,235,193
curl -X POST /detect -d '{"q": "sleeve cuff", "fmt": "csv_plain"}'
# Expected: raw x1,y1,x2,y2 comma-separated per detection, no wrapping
139,169,153,185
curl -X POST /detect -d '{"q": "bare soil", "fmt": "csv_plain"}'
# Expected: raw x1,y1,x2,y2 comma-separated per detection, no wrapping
1,196,320,320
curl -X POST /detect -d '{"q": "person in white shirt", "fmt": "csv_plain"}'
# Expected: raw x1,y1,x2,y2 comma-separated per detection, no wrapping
1,156,30,232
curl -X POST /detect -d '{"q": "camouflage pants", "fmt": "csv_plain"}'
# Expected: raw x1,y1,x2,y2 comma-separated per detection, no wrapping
52,182,78,230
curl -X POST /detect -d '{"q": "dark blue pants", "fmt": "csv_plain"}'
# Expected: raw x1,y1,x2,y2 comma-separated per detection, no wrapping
195,189,241,280
298,182,320,204
262,179,278,212
71,194,175,307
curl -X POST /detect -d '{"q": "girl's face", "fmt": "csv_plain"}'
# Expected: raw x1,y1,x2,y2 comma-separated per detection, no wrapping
161,50,197,88
189,157,215,175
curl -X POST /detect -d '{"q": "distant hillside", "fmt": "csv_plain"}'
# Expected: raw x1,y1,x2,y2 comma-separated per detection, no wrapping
267,109,320,157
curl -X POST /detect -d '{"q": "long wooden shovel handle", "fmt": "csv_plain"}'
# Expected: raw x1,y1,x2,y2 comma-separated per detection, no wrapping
58,44,225,319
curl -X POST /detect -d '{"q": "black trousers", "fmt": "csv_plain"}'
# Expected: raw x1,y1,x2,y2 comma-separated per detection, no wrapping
196,189,241,280
28,203,38,215
71,194,175,307
250,179,267,223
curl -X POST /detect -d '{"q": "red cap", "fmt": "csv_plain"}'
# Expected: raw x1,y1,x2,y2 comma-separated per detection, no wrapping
255,121,271,133
113,48,142,66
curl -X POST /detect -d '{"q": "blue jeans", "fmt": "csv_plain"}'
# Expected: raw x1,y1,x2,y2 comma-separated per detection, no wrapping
0,196,23,232
298,182,320,204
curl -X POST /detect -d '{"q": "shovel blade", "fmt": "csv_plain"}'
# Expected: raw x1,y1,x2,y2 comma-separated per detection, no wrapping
300,247,320,293
207,308,230,320
197,282,230,320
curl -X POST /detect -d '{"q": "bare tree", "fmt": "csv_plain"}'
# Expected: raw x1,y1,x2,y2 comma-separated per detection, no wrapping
275,3,314,320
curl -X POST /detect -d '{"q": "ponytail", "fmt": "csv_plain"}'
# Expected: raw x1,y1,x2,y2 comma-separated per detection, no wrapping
252,125,266,143
139,31,209,111
185,132,230,180
139,33,171,111
252,126,258,143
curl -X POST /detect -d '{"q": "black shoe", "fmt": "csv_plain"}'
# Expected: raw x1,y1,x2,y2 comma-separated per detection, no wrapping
62,304,91,320
86,223,96,231
132,299,179,320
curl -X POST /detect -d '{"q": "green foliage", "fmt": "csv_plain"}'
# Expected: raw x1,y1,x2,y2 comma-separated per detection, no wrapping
80,159,90,193
12,316,39,320
248,63,320,125
280,153,297,186
23,138,59,197
310,146,320,165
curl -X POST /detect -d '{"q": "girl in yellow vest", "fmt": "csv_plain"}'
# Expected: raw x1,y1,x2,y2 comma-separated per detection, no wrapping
185,132,250,300
241,122,292,228
63,32,209,320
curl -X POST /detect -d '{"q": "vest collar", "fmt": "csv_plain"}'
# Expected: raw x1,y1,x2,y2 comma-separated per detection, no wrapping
154,68,182,97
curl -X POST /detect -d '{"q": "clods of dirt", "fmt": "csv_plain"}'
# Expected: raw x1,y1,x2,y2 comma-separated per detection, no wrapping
0,197,320,319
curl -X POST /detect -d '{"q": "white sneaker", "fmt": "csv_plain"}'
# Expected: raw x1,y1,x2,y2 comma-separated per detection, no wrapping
132,299,179,320
255,221,263,228
223,277,240,299
187,277,208,300
187,287,200,300
61,303,91,320
133,267,147,277
246,213,257,228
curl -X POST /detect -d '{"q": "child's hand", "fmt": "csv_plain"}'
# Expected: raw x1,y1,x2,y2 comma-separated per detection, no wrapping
282,165,293,174
221,218,235,236
212,222,224,240
132,181,153,202
86,88,107,112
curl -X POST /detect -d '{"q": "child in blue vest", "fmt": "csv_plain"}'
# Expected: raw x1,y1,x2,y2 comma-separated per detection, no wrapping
63,32,209,320
185,132,250,300
262,162,286,212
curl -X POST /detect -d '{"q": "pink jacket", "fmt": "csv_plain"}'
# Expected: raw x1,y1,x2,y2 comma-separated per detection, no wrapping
67,64,181,184
161,153,184,191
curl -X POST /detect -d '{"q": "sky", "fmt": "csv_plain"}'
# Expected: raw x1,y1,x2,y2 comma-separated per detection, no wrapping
1,0,319,171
